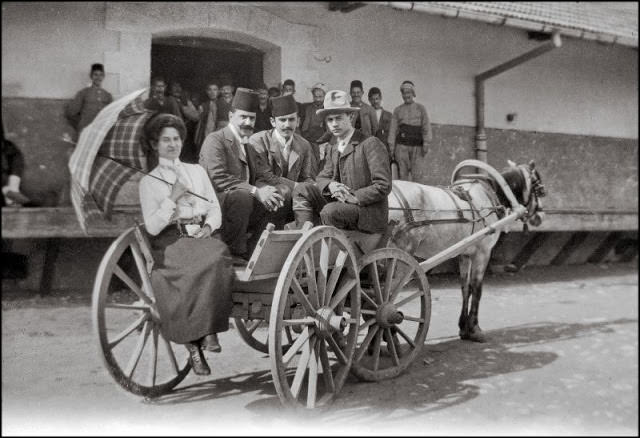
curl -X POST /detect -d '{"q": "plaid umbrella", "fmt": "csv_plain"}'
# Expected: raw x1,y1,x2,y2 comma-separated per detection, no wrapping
69,88,154,232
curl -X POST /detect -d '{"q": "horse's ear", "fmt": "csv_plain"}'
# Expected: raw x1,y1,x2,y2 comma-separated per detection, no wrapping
507,159,517,167
528,160,536,170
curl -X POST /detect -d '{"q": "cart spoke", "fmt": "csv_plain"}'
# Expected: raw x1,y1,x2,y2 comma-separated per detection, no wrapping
105,303,151,311
246,320,262,335
357,317,377,333
113,264,152,306
283,317,315,326
108,312,149,349
329,277,357,310
124,320,151,378
385,328,400,366
282,327,312,364
395,326,416,349
307,339,319,408
402,315,425,323
326,335,348,365
372,330,382,371
149,323,159,386
161,335,180,375
285,327,294,346
318,341,335,393
355,325,379,362
395,290,424,308
360,290,379,309
317,238,330,308
324,250,348,306
130,243,155,300
291,277,317,315
383,257,397,301
303,252,320,308
290,336,313,399
369,261,384,304
389,263,415,303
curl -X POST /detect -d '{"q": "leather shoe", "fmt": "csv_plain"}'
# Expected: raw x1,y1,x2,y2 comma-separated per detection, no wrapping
186,342,211,375
201,333,222,353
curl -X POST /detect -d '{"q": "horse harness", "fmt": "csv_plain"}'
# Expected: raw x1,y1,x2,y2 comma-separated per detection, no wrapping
390,179,505,235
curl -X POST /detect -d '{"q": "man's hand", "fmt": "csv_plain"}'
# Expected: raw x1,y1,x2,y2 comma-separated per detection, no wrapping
194,224,213,239
328,181,354,203
169,179,189,203
420,145,429,157
255,186,285,211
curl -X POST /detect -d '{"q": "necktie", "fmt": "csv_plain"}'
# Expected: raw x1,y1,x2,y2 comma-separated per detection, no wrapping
282,142,290,162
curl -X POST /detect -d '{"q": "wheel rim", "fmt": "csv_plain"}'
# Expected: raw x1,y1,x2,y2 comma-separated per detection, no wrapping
351,248,431,381
234,318,299,354
269,226,360,408
92,228,191,398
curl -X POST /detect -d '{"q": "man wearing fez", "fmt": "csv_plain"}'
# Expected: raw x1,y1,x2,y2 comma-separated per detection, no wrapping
65,63,113,137
292,90,391,233
388,80,432,181
199,88,284,261
248,94,318,230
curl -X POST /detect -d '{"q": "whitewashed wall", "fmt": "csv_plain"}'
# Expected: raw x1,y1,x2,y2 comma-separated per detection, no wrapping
2,1,637,138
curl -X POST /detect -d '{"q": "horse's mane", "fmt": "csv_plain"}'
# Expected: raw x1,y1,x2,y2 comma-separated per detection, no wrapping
496,167,526,206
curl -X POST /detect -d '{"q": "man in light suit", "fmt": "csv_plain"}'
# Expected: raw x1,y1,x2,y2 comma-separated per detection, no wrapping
248,94,318,229
199,88,283,261
293,90,391,233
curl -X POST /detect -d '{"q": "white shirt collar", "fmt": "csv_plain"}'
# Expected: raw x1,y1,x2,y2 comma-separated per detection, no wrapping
158,157,182,168
337,128,355,153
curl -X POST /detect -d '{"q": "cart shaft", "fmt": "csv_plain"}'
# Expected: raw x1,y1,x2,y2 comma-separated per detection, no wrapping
419,206,526,272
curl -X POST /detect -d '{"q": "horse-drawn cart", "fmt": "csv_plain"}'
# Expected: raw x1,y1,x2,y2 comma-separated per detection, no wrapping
92,159,544,409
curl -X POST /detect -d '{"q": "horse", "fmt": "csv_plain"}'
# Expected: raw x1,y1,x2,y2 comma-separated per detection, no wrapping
387,160,546,342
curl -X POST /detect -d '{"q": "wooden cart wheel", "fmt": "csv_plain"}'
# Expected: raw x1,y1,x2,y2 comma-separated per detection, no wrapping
92,228,191,398
269,226,360,408
234,318,298,354
351,247,431,381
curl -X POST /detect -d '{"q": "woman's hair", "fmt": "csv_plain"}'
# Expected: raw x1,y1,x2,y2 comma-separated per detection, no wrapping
142,113,187,169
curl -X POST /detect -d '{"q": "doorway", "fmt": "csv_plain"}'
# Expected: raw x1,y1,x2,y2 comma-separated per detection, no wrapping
151,36,264,104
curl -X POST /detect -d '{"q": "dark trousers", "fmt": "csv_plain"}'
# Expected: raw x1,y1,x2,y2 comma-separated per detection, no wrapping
293,182,360,230
220,190,272,258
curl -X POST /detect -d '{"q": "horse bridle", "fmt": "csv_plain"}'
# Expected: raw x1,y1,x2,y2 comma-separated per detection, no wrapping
517,164,546,226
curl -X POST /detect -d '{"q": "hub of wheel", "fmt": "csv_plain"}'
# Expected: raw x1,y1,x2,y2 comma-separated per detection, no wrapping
314,307,347,337
376,303,404,328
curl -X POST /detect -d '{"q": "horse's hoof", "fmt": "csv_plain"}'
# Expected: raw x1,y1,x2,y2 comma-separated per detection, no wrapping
467,330,487,343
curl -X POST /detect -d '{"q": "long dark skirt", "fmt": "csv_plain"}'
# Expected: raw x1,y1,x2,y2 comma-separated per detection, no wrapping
149,228,234,344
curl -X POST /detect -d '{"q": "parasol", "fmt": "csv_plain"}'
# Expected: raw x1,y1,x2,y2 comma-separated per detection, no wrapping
69,88,154,233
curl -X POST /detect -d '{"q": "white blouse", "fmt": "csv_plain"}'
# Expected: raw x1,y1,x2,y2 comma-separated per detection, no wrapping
139,157,222,236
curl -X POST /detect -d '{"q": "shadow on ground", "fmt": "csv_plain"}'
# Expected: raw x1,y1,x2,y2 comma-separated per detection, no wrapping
143,317,636,423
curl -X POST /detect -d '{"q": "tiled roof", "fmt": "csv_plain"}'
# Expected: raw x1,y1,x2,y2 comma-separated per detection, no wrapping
382,2,638,47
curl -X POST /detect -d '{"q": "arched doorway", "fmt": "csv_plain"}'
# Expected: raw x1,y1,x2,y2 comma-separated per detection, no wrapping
151,35,265,104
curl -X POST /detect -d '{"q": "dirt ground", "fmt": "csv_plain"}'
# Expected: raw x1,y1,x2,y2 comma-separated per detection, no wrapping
2,262,638,436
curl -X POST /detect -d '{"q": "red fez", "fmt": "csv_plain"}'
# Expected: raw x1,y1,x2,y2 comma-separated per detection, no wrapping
270,94,298,117
232,88,260,113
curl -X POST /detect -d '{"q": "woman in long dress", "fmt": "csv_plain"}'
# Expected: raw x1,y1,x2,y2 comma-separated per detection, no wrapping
139,113,234,376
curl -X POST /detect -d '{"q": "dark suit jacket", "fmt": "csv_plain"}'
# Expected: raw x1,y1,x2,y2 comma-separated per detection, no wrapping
199,126,260,203
375,109,393,149
316,130,391,233
351,102,379,138
248,130,317,191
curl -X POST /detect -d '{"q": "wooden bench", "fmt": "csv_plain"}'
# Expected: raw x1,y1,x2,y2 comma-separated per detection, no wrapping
2,206,140,294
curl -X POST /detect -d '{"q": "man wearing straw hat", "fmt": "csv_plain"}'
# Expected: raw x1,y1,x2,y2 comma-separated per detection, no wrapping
292,90,391,233
199,88,284,261
248,94,318,229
